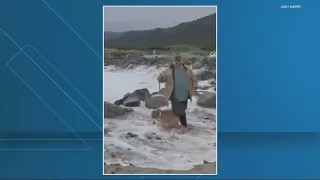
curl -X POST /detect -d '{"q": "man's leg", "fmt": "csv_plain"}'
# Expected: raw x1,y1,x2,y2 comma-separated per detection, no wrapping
171,99,188,127
179,101,188,127
179,115,187,127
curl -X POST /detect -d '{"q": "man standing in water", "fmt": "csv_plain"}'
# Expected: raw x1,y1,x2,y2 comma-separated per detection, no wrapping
157,56,198,128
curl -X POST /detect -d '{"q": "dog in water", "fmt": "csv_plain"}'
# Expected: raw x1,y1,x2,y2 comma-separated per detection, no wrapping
151,109,180,129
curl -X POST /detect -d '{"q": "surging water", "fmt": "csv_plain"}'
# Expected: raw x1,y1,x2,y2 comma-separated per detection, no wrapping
104,66,216,170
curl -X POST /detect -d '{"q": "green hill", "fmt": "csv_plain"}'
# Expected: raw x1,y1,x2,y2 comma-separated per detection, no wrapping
104,13,216,51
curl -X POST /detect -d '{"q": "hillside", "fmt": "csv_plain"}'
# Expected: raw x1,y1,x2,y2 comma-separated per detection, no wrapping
104,13,216,51
104,31,122,41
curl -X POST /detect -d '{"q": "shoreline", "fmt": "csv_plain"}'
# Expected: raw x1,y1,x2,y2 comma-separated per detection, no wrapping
104,161,216,174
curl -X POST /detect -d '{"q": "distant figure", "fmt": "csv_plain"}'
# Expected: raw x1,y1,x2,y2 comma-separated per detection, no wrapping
157,56,197,128
153,50,157,58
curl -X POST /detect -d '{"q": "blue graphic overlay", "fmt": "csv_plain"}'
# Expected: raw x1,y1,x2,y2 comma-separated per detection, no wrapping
0,0,319,179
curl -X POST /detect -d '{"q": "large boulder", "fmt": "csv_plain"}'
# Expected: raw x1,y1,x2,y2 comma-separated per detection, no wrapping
145,94,168,109
150,88,165,96
114,93,130,105
104,101,133,118
114,88,150,106
130,88,150,101
197,92,216,108
123,95,141,107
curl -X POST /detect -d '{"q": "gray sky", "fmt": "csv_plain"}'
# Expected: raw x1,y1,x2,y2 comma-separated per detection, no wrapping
104,6,216,32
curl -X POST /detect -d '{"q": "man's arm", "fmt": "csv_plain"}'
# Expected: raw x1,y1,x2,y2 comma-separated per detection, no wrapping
157,68,168,83
190,69,198,90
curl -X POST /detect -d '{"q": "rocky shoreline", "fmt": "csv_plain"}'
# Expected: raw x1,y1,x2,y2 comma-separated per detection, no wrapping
104,51,217,174
104,50,216,70
104,87,216,119
104,51,217,117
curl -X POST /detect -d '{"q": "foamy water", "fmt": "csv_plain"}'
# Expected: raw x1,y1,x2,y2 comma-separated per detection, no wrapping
104,66,216,170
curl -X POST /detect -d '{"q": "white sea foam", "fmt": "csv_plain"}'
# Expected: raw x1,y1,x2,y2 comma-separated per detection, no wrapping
104,66,216,170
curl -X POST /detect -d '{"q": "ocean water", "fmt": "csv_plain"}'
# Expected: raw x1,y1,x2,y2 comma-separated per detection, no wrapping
103,66,216,170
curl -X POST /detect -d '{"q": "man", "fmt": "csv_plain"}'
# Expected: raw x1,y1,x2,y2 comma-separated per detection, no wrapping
157,55,198,128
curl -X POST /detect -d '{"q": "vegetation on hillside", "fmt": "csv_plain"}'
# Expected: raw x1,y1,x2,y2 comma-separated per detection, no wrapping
104,13,216,51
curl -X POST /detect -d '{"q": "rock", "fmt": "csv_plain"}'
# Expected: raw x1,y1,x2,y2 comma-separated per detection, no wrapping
210,79,216,85
138,57,149,65
197,92,216,108
204,160,209,164
115,88,150,107
125,108,134,112
201,57,216,70
127,51,143,59
151,88,165,96
123,95,141,107
125,132,138,138
145,132,161,140
114,99,123,105
145,95,168,109
104,101,133,118
104,128,110,135
127,64,135,69
114,93,130,105
198,84,214,90
197,71,215,81
128,58,142,65
131,88,150,102
150,88,164,96
192,62,203,69
155,136,162,140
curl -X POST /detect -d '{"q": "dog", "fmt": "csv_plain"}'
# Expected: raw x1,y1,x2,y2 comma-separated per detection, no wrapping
151,109,180,129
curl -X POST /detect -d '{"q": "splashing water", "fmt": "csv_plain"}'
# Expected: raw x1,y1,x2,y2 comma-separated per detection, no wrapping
104,66,216,170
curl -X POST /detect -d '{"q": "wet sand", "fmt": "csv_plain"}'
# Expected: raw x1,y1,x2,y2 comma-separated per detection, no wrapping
104,161,216,174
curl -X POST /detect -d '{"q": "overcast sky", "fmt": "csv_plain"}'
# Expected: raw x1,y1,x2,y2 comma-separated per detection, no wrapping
104,6,216,32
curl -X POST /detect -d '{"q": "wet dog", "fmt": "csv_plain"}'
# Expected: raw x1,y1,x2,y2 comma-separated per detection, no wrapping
151,109,180,129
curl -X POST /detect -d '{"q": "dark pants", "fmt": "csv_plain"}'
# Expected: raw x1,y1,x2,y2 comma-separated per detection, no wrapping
171,98,188,127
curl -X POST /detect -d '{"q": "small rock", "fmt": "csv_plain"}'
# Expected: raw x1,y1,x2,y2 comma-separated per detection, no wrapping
204,160,209,164
111,171,116,174
104,128,110,135
155,136,162,140
210,79,216,85
125,132,138,138
145,132,162,140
